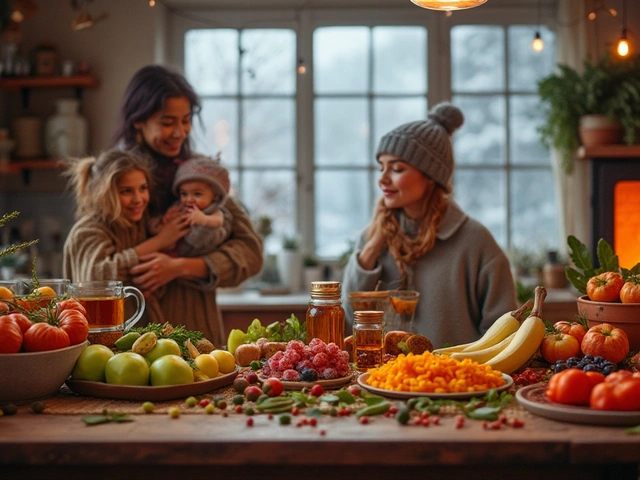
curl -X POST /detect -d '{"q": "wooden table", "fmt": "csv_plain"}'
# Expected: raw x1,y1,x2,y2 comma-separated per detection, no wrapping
2,395,639,480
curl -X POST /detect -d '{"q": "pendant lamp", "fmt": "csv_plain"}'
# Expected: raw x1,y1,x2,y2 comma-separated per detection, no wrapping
410,0,488,11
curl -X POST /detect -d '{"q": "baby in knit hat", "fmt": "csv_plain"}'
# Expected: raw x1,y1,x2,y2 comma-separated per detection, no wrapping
149,154,233,258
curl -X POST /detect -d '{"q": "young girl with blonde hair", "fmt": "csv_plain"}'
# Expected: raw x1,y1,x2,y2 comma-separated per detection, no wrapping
62,149,188,324
341,102,517,349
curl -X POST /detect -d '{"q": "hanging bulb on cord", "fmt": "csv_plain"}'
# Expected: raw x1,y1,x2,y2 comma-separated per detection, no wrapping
617,28,629,57
149,0,156,6
532,31,544,52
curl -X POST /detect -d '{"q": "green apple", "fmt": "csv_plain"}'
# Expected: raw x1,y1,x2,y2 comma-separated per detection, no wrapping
105,352,150,386
226,329,246,355
71,344,115,382
149,354,194,386
145,338,181,364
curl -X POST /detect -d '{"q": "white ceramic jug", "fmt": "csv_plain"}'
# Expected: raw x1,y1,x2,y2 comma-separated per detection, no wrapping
45,99,88,158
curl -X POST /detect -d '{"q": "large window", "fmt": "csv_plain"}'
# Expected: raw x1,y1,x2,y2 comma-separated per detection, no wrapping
181,7,557,259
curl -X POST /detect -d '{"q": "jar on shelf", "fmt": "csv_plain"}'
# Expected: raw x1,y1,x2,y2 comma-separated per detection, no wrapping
45,98,88,158
352,310,384,370
306,281,345,349
12,114,42,158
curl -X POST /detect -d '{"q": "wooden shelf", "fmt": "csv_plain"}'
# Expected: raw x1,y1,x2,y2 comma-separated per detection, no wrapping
0,75,100,91
577,145,640,159
0,159,64,174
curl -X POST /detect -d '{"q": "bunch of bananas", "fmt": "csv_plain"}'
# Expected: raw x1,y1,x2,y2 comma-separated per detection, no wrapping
432,287,547,374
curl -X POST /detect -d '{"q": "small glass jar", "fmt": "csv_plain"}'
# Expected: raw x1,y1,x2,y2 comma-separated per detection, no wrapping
306,281,345,348
353,310,384,370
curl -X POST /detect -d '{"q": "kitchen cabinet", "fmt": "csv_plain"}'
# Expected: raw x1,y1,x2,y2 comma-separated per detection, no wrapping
0,75,99,180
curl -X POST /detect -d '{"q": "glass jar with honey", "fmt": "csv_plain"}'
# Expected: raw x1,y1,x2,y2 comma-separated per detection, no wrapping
353,310,384,370
306,281,345,349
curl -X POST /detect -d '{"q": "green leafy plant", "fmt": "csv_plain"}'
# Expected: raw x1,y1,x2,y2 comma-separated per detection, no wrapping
303,255,319,267
0,211,38,263
282,235,299,251
537,54,640,174
565,235,640,294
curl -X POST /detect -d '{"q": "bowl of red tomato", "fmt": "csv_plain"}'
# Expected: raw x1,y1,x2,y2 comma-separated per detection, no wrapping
0,298,90,403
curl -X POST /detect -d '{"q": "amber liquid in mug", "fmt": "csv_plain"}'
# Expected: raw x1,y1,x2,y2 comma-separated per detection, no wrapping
79,296,125,329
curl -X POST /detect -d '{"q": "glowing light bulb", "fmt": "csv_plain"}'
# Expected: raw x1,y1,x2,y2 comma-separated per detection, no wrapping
532,32,544,52
297,60,307,75
609,8,617,17
617,28,630,57
588,12,596,20
149,0,155,6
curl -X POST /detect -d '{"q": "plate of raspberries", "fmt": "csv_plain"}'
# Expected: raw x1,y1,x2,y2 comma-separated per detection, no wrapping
258,338,354,390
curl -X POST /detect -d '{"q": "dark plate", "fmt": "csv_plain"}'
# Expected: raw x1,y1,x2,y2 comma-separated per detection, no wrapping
516,384,640,426
65,367,239,401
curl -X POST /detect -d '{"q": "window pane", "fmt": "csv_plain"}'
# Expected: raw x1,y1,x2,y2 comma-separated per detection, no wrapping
315,98,369,166
451,26,504,92
241,170,296,250
193,99,238,166
185,29,238,95
508,26,556,91
373,97,427,152
315,171,371,257
454,170,507,248
510,95,549,165
314,27,369,94
453,95,506,166
242,99,295,167
241,29,296,95
511,170,557,249
373,27,427,94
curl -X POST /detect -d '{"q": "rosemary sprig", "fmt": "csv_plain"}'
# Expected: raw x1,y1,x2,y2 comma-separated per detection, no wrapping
0,212,38,259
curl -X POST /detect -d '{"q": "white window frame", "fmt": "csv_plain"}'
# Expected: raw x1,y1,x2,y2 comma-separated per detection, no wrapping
168,3,556,258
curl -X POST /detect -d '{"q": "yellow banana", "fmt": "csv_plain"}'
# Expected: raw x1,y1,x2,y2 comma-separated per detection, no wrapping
484,287,547,374
450,332,516,364
432,342,476,355
459,299,533,353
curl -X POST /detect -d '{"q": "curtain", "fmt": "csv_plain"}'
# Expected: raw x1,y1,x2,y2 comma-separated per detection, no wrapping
552,0,599,257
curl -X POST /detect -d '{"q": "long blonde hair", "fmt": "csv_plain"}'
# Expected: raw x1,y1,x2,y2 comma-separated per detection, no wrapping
64,149,153,228
369,183,450,287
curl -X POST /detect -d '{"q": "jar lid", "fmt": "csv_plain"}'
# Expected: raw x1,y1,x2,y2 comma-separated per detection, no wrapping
310,281,341,299
354,310,384,324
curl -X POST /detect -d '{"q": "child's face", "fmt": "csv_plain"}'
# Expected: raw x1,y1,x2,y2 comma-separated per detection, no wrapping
117,170,149,223
179,180,216,210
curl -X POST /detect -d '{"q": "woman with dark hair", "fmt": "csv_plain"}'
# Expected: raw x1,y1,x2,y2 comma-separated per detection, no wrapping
341,102,517,349
111,64,263,346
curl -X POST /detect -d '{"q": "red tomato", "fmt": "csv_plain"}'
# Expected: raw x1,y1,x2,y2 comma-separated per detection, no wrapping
0,321,23,353
620,275,640,304
612,379,640,411
605,370,634,384
590,382,617,410
586,271,624,302
261,377,284,397
0,313,33,334
554,321,587,346
23,322,70,352
581,323,630,364
546,368,604,406
58,309,89,345
540,332,580,364
56,298,88,317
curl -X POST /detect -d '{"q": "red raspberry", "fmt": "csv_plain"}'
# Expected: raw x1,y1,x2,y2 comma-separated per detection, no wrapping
312,352,329,368
279,360,294,371
336,364,351,377
282,369,301,382
288,340,305,353
261,364,272,377
322,368,339,379
326,343,340,356
338,350,350,362
283,350,301,365
296,360,314,371
246,417,254,427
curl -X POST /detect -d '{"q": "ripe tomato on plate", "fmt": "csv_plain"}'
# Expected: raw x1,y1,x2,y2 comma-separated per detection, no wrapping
546,368,604,406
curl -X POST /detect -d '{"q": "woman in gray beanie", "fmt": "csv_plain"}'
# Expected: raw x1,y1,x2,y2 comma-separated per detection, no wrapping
341,102,517,349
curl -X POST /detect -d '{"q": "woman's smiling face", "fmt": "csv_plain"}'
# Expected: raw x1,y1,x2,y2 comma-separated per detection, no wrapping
377,153,433,219
117,169,149,223
135,96,192,158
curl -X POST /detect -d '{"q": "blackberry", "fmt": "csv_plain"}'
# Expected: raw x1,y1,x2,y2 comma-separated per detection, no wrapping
300,367,319,382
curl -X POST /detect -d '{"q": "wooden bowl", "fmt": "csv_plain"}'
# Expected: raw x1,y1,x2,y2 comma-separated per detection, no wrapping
577,296,640,351
0,341,88,404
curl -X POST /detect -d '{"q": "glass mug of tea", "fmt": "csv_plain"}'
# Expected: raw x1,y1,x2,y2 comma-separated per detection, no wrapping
68,281,145,332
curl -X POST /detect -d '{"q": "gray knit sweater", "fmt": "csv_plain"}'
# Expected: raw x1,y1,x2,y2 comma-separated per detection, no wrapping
341,201,518,349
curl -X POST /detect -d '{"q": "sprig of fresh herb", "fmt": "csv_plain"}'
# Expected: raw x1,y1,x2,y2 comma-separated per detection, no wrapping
0,211,38,260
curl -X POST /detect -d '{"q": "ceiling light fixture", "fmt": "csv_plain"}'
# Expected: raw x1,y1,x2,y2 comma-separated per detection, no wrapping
9,0,38,23
532,0,544,52
410,0,487,11
617,0,629,57
71,11,109,31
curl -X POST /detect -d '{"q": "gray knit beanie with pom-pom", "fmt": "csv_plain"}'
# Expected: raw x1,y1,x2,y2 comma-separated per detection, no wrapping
376,102,464,190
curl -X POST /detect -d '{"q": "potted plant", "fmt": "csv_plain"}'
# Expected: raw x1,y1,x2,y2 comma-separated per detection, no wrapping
276,235,302,292
302,255,322,289
537,54,640,174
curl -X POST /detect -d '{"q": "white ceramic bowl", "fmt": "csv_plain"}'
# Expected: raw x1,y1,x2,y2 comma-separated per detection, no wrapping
0,341,88,404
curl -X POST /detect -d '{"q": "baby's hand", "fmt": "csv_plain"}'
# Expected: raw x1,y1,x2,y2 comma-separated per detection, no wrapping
184,205,207,226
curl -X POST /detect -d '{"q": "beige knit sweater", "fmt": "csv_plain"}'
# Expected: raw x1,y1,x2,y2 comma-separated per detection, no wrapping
62,198,263,346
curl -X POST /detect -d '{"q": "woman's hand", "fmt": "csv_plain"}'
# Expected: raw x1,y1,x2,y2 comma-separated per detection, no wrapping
155,213,190,249
130,252,182,293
